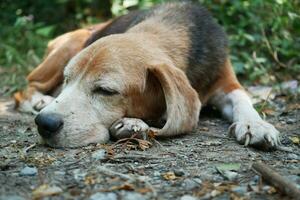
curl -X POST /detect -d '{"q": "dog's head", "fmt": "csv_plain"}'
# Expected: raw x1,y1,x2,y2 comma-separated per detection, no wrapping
35,34,200,147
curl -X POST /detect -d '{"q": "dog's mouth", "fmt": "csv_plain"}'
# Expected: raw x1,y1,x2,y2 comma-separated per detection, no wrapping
37,125,63,139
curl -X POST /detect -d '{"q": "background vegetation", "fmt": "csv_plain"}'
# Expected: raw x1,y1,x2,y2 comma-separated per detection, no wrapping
0,0,299,96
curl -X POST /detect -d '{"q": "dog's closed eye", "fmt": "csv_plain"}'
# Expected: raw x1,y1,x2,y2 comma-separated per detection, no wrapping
92,86,119,96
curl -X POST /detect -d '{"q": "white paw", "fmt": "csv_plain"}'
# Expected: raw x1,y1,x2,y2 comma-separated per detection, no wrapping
229,120,281,149
109,118,149,140
32,95,54,111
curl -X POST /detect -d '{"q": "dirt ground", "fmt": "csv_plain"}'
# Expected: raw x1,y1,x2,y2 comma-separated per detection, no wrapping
0,97,299,200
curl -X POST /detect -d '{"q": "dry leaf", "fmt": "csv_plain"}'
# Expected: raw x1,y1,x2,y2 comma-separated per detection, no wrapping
147,129,157,139
287,103,300,110
138,139,152,150
266,186,277,194
199,127,209,132
137,187,152,193
162,172,176,180
261,108,276,116
84,175,96,185
113,137,152,151
290,136,299,145
32,184,62,199
109,183,135,191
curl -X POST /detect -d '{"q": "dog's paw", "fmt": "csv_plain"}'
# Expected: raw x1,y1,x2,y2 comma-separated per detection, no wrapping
229,120,280,150
32,95,54,111
18,95,54,114
109,118,149,140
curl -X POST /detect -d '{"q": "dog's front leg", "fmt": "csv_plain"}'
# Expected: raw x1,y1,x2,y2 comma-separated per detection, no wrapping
211,89,281,149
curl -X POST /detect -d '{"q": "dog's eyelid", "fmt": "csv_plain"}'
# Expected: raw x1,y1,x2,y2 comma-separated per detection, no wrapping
92,85,119,96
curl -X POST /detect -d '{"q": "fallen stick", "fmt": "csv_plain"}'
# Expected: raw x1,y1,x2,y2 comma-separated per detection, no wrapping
23,143,37,154
252,162,300,199
112,153,163,160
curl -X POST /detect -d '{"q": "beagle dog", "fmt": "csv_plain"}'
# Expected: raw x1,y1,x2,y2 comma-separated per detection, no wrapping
14,2,280,148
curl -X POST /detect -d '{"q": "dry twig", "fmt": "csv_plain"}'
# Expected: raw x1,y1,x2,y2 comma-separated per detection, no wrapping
252,162,300,199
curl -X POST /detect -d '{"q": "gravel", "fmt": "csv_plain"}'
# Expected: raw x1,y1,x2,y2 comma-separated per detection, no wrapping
1,98,299,200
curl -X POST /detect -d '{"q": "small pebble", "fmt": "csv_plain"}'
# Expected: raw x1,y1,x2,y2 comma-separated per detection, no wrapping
193,178,202,185
122,192,146,200
222,171,238,181
262,185,276,193
54,171,66,176
280,136,292,145
174,169,185,176
73,169,87,181
91,149,106,160
182,179,200,190
287,153,299,160
250,175,260,185
232,186,248,195
89,192,117,200
153,171,160,177
286,118,296,124
180,195,197,200
20,166,37,176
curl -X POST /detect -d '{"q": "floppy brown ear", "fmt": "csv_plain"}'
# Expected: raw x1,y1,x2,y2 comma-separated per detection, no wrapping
147,63,201,137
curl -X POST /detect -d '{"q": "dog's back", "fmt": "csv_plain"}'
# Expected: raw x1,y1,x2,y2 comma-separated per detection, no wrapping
85,2,228,92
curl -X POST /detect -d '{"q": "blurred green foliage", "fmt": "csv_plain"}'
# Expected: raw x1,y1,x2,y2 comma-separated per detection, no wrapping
0,0,299,95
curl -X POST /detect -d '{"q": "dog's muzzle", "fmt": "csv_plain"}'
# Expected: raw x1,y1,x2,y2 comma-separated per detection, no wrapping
35,113,63,138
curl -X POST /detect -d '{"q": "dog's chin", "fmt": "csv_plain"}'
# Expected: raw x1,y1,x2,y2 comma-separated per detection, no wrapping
39,129,110,148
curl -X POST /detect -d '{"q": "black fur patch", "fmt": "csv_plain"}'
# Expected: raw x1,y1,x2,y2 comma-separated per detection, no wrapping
84,10,148,47
174,3,228,90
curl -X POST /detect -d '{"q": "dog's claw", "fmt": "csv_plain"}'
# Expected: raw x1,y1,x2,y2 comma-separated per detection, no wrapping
114,122,123,130
244,132,251,147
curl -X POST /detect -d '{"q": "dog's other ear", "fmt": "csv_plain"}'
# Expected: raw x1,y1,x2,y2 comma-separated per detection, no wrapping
27,29,92,93
147,63,201,136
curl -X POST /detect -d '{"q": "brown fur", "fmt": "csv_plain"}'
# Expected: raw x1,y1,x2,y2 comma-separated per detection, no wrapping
200,59,242,104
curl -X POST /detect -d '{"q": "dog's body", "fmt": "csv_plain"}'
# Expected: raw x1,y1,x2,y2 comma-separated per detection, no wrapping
15,2,280,148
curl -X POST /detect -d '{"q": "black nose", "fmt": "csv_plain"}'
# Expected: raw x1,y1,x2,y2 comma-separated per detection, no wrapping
35,113,63,138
